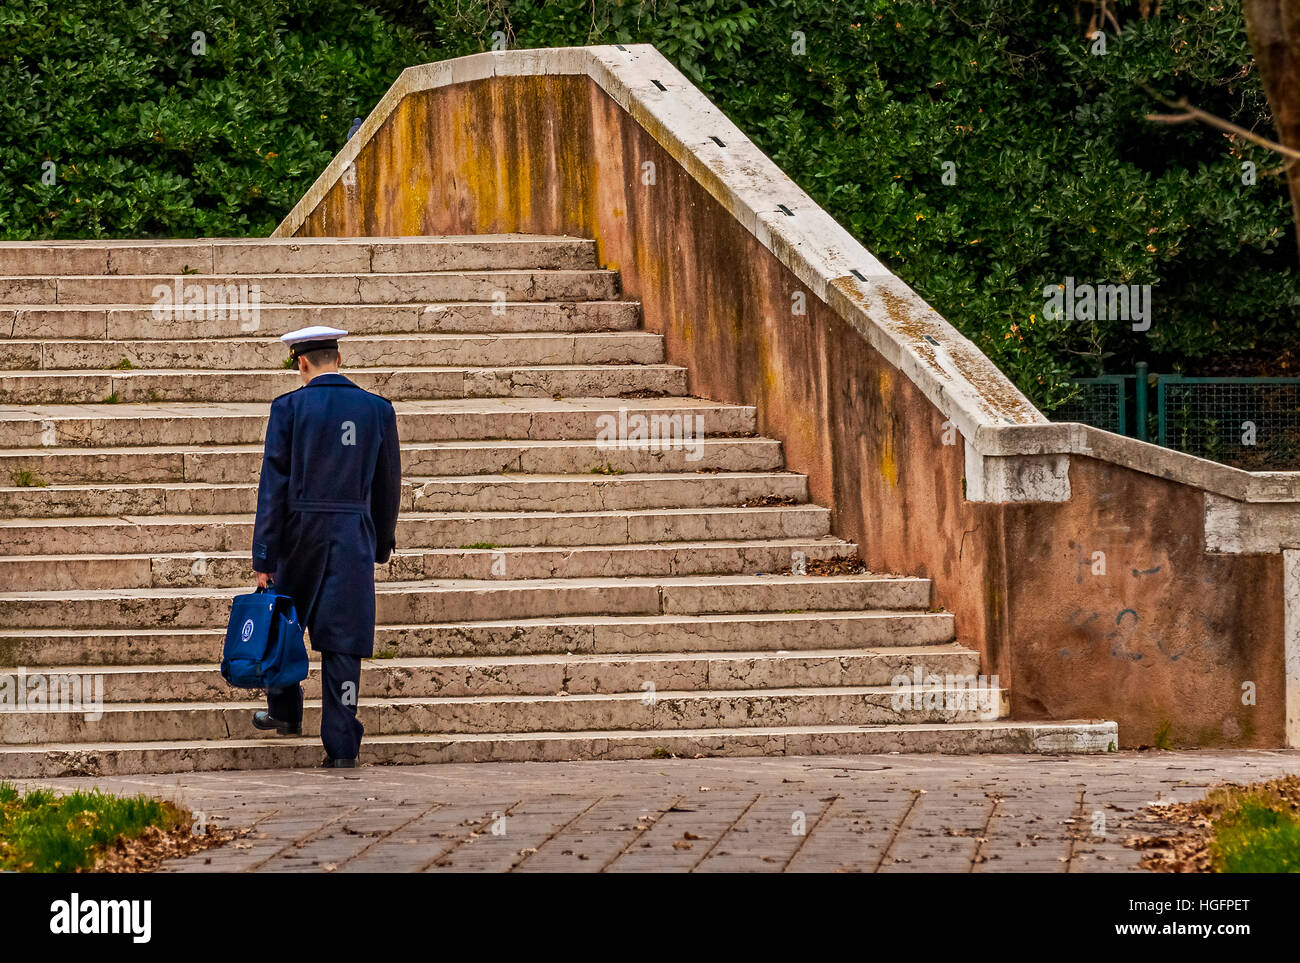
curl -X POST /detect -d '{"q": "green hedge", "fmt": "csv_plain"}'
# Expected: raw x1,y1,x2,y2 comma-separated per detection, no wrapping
0,0,426,238
2,0,1297,408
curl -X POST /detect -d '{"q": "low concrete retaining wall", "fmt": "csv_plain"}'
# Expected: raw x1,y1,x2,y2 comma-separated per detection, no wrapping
275,45,1300,748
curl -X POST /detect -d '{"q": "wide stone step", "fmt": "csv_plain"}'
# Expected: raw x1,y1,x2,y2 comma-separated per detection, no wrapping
0,609,955,666
0,437,782,486
0,269,619,306
0,301,642,340
0,235,598,276
0,397,756,448
0,536,856,591
0,331,666,371
0,574,933,629
406,472,808,513
26,644,981,702
0,684,1011,744
0,720,1122,777
0,471,807,517
0,363,687,404
0,505,829,556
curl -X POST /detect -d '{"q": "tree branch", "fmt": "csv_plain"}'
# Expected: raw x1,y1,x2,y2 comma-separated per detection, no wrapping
1143,89,1300,160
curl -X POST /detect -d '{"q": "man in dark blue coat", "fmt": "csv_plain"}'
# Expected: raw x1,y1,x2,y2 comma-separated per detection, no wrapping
250,325,402,767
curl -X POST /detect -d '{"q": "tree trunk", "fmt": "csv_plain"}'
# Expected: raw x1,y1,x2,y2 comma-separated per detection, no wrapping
1243,0,1300,260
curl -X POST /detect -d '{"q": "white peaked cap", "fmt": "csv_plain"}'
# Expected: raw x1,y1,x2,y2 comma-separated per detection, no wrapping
280,325,348,346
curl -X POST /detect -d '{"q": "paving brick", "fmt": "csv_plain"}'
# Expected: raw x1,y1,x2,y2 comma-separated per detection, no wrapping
18,752,1293,872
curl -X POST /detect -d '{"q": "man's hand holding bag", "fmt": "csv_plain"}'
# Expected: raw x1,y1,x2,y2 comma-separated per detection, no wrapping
221,586,308,690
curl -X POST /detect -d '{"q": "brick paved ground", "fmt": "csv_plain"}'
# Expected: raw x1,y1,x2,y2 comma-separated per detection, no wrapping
17,750,1300,872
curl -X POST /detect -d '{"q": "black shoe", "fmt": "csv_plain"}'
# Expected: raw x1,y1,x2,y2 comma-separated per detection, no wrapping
320,756,357,769
252,710,301,736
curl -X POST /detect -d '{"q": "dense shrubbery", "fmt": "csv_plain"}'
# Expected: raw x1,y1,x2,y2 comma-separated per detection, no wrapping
2,0,1297,407
0,0,426,238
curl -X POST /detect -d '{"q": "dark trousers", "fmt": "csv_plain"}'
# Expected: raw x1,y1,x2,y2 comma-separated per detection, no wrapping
267,650,364,760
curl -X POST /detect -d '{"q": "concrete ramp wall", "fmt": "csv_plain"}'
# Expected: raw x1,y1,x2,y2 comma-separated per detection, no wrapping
275,44,1300,748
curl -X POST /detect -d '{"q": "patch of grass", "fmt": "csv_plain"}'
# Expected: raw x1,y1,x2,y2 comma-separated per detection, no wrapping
1152,721,1173,750
460,542,497,550
9,469,46,488
1210,783,1300,873
1133,774,1300,873
108,357,134,370
281,356,295,369
590,463,624,475
372,648,398,660
102,392,120,404
650,747,673,759
0,781,187,873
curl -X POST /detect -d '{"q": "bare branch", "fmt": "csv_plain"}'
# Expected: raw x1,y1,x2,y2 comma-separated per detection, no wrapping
1102,1,1123,34
1145,111,1198,124
1143,90,1300,160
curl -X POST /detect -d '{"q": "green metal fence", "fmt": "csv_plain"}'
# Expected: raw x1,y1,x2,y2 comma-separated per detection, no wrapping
1051,375,1128,436
1157,376,1300,470
1051,367,1300,470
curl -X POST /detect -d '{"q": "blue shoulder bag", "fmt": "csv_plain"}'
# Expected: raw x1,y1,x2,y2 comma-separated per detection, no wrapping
220,587,308,689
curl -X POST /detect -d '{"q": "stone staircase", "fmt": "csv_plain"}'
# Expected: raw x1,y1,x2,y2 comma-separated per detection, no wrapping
0,235,1116,776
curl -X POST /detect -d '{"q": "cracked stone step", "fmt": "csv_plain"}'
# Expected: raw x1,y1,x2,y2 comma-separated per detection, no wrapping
0,269,620,306
0,235,598,277
0,437,784,486
0,331,667,371
21,644,981,702
0,720,1122,777
0,684,1012,744
0,505,830,556
0,471,809,517
0,397,756,448
0,574,934,629
0,301,642,340
0,363,687,404
0,536,856,591
0,609,956,666
405,472,809,513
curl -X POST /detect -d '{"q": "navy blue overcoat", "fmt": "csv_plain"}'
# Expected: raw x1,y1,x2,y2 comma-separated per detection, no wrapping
251,372,401,657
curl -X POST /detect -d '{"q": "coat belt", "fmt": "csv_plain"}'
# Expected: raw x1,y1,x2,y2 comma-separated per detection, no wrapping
289,498,369,514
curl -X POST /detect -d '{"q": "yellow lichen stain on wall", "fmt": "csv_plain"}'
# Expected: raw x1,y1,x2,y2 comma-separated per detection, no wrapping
438,86,506,235
476,87,509,234
878,370,898,486
880,437,898,488
505,140,530,234
499,79,538,233
400,95,435,234
757,334,778,392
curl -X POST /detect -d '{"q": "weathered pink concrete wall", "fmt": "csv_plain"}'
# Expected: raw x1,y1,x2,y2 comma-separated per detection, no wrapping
291,74,1285,747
